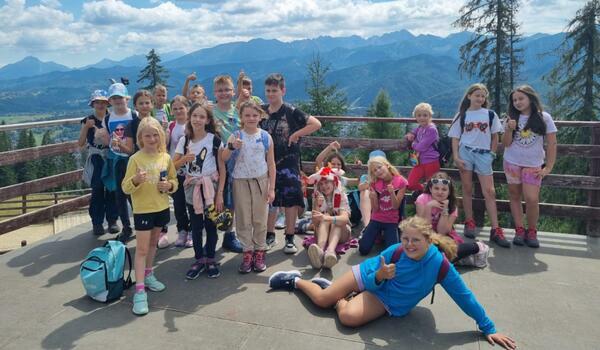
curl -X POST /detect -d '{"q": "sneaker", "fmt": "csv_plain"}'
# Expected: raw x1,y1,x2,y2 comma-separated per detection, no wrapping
283,235,298,254
268,270,301,291
323,251,338,269
253,250,267,272
92,224,105,236
185,260,206,280
463,218,477,238
525,228,540,248
311,277,332,289
174,230,187,247
107,222,120,234
239,251,253,274
266,232,277,250
490,227,510,248
295,217,312,234
117,227,133,243
473,242,490,268
307,244,324,269
157,231,170,249
513,227,526,246
456,255,476,267
206,262,220,278
275,212,286,229
185,232,193,248
222,231,243,253
132,291,149,315
144,273,166,292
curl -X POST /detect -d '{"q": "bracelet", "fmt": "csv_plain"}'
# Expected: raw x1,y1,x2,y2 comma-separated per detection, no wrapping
332,216,337,225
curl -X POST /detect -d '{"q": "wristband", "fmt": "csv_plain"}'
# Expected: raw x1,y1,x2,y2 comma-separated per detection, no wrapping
332,216,337,225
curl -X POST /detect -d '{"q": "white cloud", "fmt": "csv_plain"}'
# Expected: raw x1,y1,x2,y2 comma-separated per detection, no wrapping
0,0,587,67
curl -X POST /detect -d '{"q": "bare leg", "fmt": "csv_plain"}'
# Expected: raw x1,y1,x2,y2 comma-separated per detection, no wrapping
336,291,387,327
316,221,331,249
295,269,360,308
359,189,371,226
478,174,499,227
507,184,524,228
284,206,298,235
522,183,540,229
459,169,474,220
134,230,151,284
326,225,349,254
145,227,162,269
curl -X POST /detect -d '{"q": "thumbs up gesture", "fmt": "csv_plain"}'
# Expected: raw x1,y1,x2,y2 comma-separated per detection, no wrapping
375,255,396,283
133,168,147,186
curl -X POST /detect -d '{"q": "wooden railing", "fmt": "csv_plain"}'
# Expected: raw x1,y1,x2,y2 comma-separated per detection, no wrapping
0,116,598,236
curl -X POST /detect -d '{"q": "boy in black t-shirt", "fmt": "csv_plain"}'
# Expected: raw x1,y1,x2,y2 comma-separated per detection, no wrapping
260,73,321,254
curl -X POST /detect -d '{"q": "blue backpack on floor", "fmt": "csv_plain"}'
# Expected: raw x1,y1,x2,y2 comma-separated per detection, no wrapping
80,240,132,302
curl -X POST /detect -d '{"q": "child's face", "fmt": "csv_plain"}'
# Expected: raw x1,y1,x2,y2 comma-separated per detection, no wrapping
154,89,167,106
171,101,188,122
241,107,261,129
242,81,253,95
109,96,128,113
190,87,205,102
190,107,208,130
415,110,432,127
371,161,390,180
140,127,160,152
467,89,487,109
93,100,109,112
329,156,343,170
401,226,430,261
214,83,234,103
512,91,531,115
430,182,450,202
135,96,153,116
318,179,335,196
265,84,285,105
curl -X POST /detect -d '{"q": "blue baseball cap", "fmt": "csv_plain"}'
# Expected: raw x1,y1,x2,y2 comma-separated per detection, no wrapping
88,89,109,107
108,83,129,98
369,150,386,160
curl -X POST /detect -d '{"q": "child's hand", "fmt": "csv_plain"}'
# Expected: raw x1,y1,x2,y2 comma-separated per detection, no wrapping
386,183,395,193
533,167,550,179
315,192,325,207
240,88,251,100
111,135,121,148
288,131,301,146
453,157,466,170
405,133,415,142
183,146,196,163
328,141,341,151
312,210,323,224
266,189,275,204
157,179,172,193
427,200,443,209
376,255,396,281
215,193,224,212
187,72,197,81
354,157,363,166
161,120,169,129
84,118,96,129
369,190,378,201
133,168,147,185
506,119,517,131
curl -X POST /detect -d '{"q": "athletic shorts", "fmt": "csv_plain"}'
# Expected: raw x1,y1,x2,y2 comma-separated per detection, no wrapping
134,208,170,231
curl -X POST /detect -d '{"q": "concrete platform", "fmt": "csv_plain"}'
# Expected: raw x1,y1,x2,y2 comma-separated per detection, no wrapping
1,222,599,350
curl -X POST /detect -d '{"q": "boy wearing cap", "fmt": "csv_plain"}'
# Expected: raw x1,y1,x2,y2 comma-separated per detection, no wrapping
79,90,118,236
105,83,138,242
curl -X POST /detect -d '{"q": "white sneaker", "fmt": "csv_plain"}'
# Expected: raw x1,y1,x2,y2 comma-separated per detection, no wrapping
283,235,298,254
174,230,187,247
275,212,286,229
307,244,323,268
473,241,490,268
157,231,170,249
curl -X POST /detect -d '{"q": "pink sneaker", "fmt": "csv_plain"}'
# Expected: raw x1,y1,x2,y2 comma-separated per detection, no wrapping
157,231,170,249
239,251,253,274
185,232,193,248
174,230,187,247
253,250,267,272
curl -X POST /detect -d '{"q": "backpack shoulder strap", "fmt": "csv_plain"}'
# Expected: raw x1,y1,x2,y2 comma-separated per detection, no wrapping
184,135,190,151
123,247,133,289
390,245,404,264
488,110,495,127
430,253,451,304
260,129,270,154
212,134,221,164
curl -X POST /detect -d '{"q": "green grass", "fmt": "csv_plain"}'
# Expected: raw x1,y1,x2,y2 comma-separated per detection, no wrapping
0,114,54,125
0,194,70,219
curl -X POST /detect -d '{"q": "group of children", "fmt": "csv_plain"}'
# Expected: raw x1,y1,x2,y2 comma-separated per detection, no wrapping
80,75,553,348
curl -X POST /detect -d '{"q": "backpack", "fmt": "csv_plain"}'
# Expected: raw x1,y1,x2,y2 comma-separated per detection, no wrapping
390,245,450,304
436,110,495,166
80,240,132,302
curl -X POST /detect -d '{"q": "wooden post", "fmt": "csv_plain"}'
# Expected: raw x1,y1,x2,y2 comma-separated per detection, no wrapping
21,195,26,214
587,126,600,236
54,192,58,205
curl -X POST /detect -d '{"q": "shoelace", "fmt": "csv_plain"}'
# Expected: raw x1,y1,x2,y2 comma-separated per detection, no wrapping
494,228,506,239
465,219,476,229
527,229,538,240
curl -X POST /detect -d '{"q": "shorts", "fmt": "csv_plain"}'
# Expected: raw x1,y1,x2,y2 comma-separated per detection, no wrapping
503,160,542,186
458,144,494,176
134,208,170,231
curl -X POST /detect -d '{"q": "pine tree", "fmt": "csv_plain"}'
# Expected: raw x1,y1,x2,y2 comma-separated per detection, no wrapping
15,130,38,182
0,121,16,187
453,0,523,114
137,49,169,90
38,130,57,179
360,90,404,165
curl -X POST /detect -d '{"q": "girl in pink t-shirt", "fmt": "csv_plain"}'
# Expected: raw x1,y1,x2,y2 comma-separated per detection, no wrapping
358,156,407,255
415,172,489,268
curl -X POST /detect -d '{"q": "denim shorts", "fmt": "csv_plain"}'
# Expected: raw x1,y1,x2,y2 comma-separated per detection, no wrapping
459,145,494,176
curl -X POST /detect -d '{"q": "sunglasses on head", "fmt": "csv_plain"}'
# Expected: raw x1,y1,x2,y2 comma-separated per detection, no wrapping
430,178,451,186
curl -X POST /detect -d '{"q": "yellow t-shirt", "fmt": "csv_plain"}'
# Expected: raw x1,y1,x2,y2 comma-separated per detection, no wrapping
122,150,177,214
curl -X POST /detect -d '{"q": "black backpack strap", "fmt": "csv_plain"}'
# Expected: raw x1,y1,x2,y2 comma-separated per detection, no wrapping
212,134,221,171
123,247,133,289
430,253,451,304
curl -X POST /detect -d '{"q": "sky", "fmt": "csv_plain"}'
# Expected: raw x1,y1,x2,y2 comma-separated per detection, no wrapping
0,0,588,68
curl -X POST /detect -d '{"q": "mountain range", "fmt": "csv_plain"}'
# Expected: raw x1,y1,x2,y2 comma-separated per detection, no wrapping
0,30,565,117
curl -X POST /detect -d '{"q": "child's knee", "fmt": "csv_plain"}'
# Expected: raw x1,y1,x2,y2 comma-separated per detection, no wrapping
482,186,496,198
358,241,371,256
337,308,363,328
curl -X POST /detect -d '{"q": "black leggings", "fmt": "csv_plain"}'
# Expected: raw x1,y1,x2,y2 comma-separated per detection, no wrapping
454,242,480,262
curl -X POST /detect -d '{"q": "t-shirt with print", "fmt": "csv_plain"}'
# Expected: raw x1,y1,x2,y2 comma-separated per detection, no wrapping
314,190,351,216
232,129,271,179
260,103,308,167
415,193,458,233
448,108,502,150
106,109,133,158
80,114,109,149
503,111,557,168
168,121,186,159
370,175,408,224
175,133,222,177
213,103,239,142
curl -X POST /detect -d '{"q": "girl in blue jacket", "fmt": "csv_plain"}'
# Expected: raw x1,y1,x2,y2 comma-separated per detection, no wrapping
268,216,516,349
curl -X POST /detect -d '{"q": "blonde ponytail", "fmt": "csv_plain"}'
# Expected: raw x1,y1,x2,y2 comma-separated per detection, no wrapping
430,233,457,261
